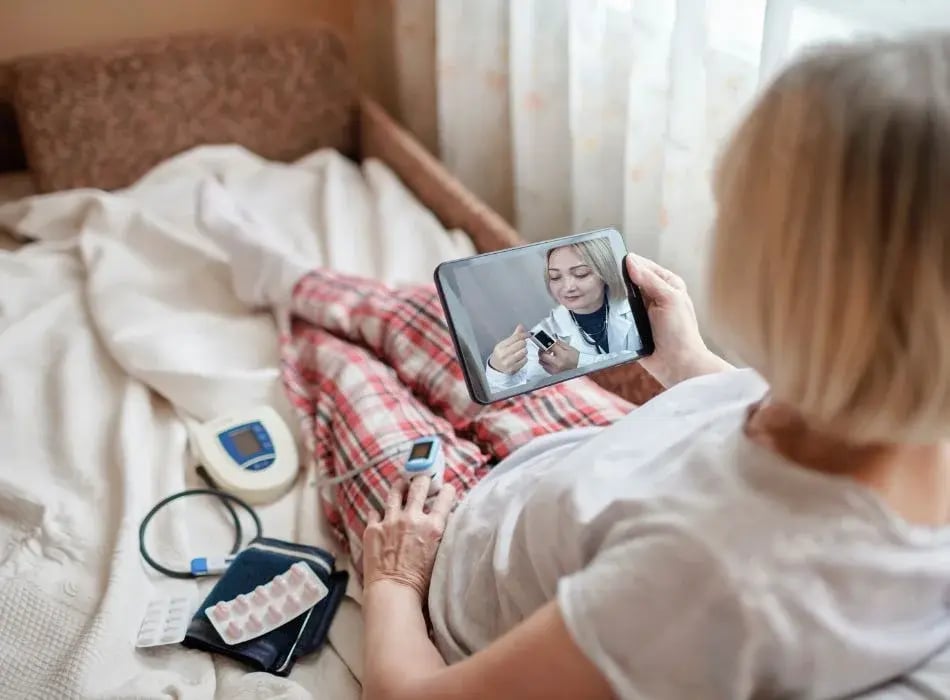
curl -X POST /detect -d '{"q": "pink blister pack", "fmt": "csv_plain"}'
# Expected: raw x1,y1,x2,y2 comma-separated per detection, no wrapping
205,561,329,646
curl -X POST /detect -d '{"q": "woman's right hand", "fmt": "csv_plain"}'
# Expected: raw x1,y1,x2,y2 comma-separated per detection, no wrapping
488,324,530,375
625,254,733,388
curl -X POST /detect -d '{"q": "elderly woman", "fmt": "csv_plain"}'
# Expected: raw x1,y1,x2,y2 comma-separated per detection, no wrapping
485,236,646,393
205,32,950,700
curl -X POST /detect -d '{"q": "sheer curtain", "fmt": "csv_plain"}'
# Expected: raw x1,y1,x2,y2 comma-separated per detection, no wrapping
373,0,948,305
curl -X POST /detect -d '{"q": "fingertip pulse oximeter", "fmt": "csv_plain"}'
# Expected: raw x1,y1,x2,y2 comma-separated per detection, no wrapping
401,435,445,495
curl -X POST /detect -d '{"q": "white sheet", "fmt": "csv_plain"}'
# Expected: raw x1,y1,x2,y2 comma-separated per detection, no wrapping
0,146,475,699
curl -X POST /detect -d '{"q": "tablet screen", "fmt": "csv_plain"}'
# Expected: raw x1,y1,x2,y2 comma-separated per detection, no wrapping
435,228,653,404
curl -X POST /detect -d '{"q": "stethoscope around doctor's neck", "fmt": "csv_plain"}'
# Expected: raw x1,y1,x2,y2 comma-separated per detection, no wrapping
567,290,610,355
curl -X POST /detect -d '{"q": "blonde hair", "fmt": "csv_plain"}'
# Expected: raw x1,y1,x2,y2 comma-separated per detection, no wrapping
544,237,626,302
709,33,950,444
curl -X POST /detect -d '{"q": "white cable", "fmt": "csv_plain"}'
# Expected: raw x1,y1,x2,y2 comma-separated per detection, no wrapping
313,441,414,488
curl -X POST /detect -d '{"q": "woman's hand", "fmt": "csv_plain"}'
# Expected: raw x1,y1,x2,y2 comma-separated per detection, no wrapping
625,254,733,387
488,325,530,375
538,340,580,375
362,476,457,601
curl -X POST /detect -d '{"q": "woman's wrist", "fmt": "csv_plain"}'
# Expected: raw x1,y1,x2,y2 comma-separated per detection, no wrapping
364,577,426,607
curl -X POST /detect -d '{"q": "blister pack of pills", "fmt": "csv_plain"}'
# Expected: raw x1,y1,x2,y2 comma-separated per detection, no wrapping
204,561,329,646
136,594,197,648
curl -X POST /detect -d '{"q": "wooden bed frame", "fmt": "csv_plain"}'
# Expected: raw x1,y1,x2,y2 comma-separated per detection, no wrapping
0,24,661,405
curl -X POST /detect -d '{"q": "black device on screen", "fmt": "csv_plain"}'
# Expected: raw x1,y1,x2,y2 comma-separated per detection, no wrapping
434,227,654,404
530,330,557,352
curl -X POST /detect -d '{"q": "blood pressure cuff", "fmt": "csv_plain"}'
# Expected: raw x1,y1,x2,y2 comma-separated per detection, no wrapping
182,537,348,676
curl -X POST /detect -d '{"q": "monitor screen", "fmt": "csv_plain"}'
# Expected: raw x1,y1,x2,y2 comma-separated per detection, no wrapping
409,440,433,461
231,428,262,456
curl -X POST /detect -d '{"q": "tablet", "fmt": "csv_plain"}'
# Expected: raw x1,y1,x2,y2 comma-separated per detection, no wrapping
434,228,654,404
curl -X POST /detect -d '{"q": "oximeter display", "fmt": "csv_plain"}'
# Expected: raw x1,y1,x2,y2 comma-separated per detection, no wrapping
232,428,262,456
409,441,433,460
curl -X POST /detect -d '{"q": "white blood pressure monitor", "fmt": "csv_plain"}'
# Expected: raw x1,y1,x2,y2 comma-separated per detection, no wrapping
190,406,299,505
401,436,445,496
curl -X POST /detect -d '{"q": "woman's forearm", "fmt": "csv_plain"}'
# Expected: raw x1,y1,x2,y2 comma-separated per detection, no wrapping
362,580,447,700
675,348,735,384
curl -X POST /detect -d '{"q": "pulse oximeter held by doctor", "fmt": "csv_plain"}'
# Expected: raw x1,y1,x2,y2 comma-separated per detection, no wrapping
486,238,641,392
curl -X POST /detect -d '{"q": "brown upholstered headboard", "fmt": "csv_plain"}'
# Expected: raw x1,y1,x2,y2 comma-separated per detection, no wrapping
2,24,357,193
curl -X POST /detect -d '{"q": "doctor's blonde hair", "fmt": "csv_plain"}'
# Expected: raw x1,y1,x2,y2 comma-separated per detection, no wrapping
544,237,626,302
709,33,950,444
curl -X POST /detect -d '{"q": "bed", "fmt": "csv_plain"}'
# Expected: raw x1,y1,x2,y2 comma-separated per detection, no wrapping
0,25,660,699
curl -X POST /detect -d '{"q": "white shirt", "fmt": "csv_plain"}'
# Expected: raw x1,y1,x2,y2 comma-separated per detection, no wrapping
484,298,643,392
428,369,950,699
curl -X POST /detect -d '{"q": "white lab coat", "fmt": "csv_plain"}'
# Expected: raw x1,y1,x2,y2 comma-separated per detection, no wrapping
485,298,642,393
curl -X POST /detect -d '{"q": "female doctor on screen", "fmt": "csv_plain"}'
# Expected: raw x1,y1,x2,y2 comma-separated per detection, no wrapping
485,238,643,393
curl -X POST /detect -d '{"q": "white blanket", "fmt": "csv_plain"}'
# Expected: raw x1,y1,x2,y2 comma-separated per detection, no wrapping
0,146,475,699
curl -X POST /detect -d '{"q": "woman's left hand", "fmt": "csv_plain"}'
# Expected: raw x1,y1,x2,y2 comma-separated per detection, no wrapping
539,340,580,375
362,476,457,601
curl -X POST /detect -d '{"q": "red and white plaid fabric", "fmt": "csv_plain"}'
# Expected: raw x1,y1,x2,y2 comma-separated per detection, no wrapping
278,270,632,570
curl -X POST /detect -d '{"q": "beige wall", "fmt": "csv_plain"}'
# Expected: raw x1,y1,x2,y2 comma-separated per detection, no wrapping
0,0,354,61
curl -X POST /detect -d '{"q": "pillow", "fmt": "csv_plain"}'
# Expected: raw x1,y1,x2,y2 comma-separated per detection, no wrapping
12,25,358,193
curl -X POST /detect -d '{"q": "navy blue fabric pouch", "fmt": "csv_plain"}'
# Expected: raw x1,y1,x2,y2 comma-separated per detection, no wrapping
182,536,348,676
